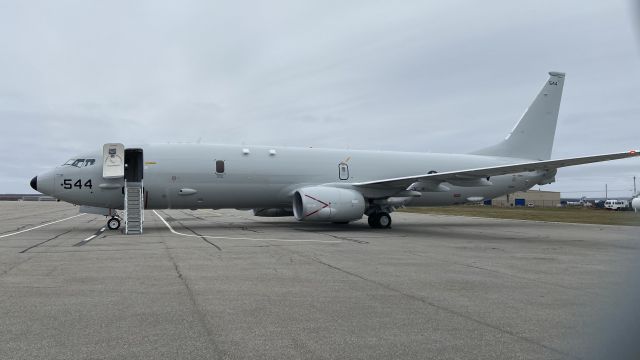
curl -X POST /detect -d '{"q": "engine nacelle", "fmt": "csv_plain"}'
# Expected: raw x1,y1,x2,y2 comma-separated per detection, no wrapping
632,197,640,212
252,208,294,217
293,186,365,222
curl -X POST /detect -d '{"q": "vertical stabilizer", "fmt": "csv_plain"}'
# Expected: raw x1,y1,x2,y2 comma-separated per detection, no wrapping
472,72,565,160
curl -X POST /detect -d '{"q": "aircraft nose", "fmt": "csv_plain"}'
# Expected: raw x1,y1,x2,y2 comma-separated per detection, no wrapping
30,176,37,191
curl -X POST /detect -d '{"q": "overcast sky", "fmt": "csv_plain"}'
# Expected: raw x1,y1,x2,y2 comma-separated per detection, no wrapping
1,0,639,197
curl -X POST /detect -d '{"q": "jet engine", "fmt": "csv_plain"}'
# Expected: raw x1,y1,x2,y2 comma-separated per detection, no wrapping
293,186,365,222
632,197,640,212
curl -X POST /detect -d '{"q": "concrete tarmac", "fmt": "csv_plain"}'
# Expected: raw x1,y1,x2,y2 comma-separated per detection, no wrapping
0,202,638,359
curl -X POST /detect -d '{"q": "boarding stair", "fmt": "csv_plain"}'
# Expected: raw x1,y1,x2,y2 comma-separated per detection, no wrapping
124,181,144,234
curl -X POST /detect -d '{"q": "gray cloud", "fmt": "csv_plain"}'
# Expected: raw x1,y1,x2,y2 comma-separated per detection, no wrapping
1,0,639,195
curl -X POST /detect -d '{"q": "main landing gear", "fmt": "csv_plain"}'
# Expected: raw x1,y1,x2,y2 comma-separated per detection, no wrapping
368,212,392,229
107,216,121,230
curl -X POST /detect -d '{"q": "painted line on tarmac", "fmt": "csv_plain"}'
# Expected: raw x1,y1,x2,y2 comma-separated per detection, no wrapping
73,227,107,247
0,214,85,239
153,210,340,243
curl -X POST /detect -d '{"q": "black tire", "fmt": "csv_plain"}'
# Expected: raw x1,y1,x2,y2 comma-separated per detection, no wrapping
368,213,380,228
107,217,121,230
368,213,391,229
378,212,392,228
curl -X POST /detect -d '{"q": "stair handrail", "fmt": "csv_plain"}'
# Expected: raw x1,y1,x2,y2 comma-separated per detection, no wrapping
140,180,144,227
124,179,129,233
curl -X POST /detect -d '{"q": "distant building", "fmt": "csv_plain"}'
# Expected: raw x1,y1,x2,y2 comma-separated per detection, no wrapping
0,194,57,201
488,190,560,207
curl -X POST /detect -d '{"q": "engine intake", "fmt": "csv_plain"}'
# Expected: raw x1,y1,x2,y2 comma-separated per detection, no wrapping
293,186,365,222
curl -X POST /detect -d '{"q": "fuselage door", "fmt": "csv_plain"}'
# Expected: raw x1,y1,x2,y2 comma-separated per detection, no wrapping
124,149,144,182
103,143,125,178
339,162,349,180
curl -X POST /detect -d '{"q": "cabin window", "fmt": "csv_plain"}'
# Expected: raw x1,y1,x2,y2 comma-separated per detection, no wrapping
215,160,225,173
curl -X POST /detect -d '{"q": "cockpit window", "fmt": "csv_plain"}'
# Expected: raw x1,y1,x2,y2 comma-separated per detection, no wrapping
62,158,96,167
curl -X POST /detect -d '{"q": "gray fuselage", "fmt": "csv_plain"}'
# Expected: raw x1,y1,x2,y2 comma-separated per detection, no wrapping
36,144,548,211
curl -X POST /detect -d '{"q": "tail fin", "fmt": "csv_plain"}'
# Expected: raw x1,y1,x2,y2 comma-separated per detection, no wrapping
472,71,565,160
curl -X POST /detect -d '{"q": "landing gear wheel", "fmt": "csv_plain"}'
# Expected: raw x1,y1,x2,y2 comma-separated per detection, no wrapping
368,212,392,229
107,217,121,230
378,212,392,228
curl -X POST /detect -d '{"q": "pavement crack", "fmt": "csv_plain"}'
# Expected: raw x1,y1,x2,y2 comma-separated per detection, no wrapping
280,247,579,360
161,211,222,251
0,257,33,278
407,251,584,293
294,228,368,244
239,225,260,233
19,229,73,253
162,242,225,358
180,210,207,221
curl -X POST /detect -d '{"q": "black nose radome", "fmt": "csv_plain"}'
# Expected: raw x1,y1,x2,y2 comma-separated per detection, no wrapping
30,176,37,191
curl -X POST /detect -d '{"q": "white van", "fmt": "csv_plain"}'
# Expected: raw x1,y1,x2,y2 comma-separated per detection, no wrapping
604,199,629,211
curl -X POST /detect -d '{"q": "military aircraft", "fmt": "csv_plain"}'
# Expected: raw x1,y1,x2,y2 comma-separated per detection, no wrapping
30,72,638,232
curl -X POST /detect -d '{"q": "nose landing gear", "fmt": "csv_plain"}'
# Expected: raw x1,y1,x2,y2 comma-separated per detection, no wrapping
107,216,121,230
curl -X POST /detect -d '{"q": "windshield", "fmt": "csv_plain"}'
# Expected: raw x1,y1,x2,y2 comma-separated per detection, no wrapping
62,158,96,167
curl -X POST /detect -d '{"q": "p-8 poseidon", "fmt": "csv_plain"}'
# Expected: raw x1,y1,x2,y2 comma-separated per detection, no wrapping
30,72,639,233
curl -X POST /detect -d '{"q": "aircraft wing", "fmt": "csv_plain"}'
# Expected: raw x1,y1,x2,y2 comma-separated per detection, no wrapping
352,150,639,189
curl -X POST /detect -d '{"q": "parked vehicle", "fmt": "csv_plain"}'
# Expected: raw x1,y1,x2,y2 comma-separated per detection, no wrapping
604,199,629,211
